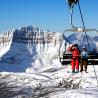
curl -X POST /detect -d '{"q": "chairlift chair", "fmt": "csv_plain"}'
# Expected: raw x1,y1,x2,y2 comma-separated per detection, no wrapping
59,27,98,65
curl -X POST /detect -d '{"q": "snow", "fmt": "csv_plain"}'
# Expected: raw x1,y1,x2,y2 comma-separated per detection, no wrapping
0,65,98,98
0,26,98,98
50,87,98,98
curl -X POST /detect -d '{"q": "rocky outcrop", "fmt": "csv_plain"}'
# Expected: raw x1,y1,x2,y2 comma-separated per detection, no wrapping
0,26,63,72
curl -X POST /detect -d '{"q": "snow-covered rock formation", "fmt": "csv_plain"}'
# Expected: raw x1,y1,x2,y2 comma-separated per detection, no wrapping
0,26,63,72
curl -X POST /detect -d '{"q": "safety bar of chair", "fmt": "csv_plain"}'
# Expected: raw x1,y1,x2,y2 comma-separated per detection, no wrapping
63,28,98,33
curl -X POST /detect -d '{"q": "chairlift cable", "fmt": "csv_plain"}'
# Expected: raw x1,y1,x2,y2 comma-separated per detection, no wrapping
77,1,90,52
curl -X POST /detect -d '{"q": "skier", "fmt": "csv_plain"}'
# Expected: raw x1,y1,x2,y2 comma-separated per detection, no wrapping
80,46,89,73
69,44,80,73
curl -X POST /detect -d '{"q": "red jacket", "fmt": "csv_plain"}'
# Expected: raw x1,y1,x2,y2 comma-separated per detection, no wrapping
72,47,80,58
69,46,80,58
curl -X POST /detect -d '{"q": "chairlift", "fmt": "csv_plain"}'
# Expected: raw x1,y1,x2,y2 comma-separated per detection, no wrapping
59,28,98,65
59,0,98,65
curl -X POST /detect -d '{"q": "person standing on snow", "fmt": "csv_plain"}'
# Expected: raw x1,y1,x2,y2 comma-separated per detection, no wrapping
80,46,89,73
69,44,80,73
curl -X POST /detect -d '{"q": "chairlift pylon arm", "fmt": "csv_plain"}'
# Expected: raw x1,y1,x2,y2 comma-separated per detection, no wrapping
67,0,85,30
70,7,76,29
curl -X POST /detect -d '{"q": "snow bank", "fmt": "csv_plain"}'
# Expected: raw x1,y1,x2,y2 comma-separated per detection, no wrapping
50,88,98,98
0,65,98,98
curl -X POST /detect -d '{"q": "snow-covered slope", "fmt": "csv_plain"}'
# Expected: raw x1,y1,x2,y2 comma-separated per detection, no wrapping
0,26,63,72
0,65,98,98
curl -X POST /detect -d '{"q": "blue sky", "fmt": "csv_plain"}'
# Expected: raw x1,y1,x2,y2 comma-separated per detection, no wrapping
0,0,98,33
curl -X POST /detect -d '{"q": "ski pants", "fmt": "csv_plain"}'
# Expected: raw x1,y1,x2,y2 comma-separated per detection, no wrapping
80,58,88,72
71,58,79,71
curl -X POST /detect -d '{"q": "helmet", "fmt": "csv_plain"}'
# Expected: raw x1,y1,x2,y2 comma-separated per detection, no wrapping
73,44,78,47
83,46,86,50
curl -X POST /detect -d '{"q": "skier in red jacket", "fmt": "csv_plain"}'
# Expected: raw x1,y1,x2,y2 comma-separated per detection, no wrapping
69,44,80,73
